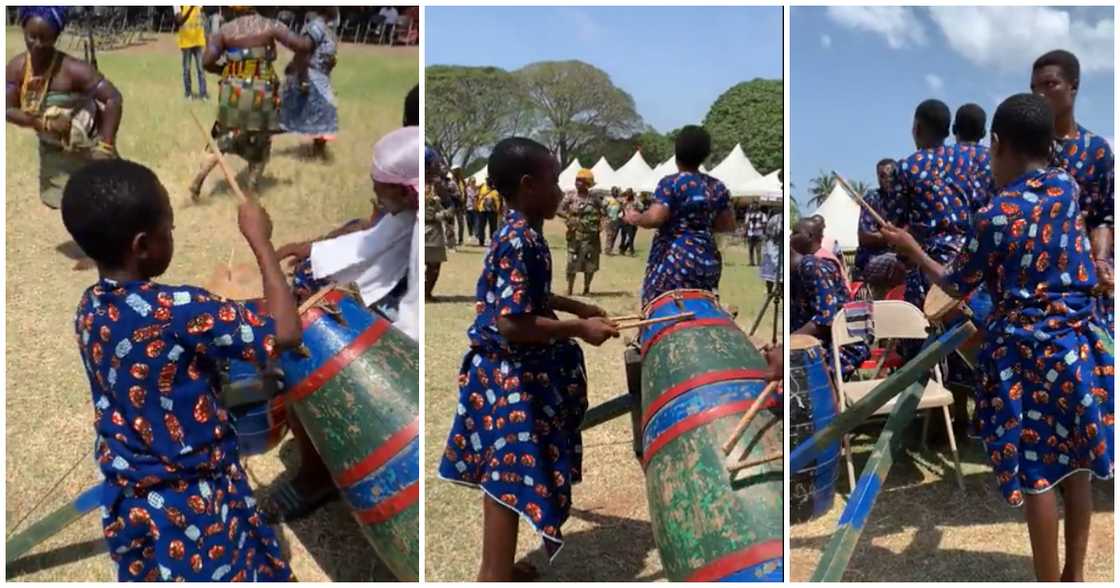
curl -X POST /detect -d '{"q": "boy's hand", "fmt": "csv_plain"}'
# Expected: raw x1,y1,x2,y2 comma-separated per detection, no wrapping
238,199,273,246
276,241,312,263
576,302,607,320
579,317,619,346
879,224,920,259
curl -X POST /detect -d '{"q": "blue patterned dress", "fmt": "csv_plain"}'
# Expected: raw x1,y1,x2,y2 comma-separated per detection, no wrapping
941,168,1114,506
853,188,889,273
952,142,995,213
76,279,291,581
641,172,731,307
437,209,588,559
791,255,869,378
279,17,338,136
1052,126,1114,333
887,146,973,308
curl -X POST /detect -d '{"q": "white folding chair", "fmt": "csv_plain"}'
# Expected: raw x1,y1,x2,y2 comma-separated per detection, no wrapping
831,300,964,490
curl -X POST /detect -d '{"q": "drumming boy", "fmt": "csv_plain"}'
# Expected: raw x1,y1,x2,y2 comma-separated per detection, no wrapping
881,93,1113,582
61,159,302,581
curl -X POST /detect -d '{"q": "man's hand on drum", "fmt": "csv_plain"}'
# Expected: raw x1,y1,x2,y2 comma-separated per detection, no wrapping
579,317,620,346
762,343,783,383
276,241,313,269
1094,258,1114,290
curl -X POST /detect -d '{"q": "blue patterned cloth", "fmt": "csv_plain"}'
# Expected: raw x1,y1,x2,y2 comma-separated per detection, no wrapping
791,255,869,378
279,17,338,136
853,188,890,273
1052,126,1114,333
942,168,1114,506
437,209,587,559
641,172,731,307
956,142,996,213
75,279,290,581
887,145,973,308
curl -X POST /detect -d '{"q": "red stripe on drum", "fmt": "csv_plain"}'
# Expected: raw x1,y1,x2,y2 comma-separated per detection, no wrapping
640,317,739,356
642,398,762,468
640,368,769,430
335,418,420,488
298,290,348,329
286,320,391,402
354,481,419,525
686,538,784,582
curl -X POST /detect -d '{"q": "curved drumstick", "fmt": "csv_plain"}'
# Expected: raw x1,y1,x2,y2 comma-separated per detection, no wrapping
188,109,250,202
721,380,779,456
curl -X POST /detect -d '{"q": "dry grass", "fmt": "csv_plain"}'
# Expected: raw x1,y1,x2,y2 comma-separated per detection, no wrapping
423,225,771,581
789,421,1115,581
4,29,416,581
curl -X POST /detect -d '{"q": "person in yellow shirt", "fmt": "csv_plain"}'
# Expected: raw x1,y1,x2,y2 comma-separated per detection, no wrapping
175,6,207,99
475,182,502,246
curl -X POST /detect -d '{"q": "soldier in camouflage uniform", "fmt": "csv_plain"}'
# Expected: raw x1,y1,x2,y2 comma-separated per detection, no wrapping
425,153,454,299
558,169,605,295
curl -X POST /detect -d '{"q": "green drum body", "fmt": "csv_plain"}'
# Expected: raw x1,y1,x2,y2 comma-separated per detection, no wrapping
280,290,419,581
639,290,783,582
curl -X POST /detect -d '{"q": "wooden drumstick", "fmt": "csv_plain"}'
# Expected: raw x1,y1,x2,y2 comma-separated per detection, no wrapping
726,452,783,474
297,283,339,315
721,380,779,455
188,109,250,202
608,313,642,322
833,171,889,228
616,312,695,331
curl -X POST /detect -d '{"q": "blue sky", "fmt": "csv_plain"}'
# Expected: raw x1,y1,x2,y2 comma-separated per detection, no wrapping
792,6,1115,209
426,6,783,133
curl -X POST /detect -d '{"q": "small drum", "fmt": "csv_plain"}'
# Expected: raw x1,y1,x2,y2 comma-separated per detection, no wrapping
789,334,840,524
923,284,991,368
222,359,288,457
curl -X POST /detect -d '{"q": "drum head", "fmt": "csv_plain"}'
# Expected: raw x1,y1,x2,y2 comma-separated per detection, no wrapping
641,288,719,318
205,262,263,300
789,333,822,350
923,283,959,321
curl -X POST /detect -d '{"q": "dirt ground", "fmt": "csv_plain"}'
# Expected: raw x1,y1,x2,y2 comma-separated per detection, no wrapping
422,224,773,581
5,29,417,581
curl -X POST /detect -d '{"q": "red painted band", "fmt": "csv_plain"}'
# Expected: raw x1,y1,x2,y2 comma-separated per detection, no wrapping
354,481,419,525
641,396,779,468
298,289,347,329
336,418,421,488
286,319,391,403
641,317,738,356
686,539,784,582
640,368,769,430
645,289,717,315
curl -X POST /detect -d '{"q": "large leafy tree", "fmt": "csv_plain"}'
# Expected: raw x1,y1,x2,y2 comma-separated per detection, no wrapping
515,60,644,166
702,79,783,174
425,65,530,167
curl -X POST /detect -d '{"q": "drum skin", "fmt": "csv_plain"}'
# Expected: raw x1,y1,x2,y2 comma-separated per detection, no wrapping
638,290,783,582
788,339,840,524
280,290,420,581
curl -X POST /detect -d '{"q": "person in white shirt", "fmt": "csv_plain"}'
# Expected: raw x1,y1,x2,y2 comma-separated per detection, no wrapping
379,6,399,26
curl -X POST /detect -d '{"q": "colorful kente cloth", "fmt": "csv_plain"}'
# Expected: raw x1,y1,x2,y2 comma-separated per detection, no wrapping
1052,125,1114,333
641,172,731,307
437,209,587,559
853,188,890,274
888,146,972,308
214,40,280,163
76,278,291,581
791,255,869,378
942,168,1114,506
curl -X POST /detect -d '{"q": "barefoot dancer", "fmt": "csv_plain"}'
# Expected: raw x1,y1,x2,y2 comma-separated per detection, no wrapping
189,6,312,199
437,138,619,581
6,6,123,210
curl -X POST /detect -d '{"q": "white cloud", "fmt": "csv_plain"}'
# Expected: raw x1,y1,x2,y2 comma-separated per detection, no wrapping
820,34,832,49
927,7,1114,73
826,6,927,49
925,73,944,93
560,8,605,43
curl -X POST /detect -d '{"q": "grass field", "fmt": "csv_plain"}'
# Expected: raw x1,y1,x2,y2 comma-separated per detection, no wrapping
790,424,1114,581
4,29,416,581
423,225,774,581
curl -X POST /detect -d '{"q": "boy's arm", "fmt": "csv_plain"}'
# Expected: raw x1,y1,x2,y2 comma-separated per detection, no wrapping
241,200,301,349
550,294,606,319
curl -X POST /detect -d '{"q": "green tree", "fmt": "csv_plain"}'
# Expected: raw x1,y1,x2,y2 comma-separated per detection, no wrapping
807,171,835,209
515,60,644,166
790,197,801,229
425,65,529,167
702,79,783,174
848,179,870,198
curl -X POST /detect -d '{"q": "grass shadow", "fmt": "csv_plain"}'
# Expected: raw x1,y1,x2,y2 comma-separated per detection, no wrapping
428,295,476,304
5,539,106,580
519,507,663,582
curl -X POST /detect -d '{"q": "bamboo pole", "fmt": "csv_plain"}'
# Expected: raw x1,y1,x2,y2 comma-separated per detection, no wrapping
188,109,250,202
833,171,888,228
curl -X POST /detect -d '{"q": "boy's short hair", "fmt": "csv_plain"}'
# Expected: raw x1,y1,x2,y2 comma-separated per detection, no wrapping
953,103,987,142
876,158,897,171
1032,50,1080,87
915,99,951,141
992,93,1054,160
488,137,551,198
61,159,165,269
675,125,712,168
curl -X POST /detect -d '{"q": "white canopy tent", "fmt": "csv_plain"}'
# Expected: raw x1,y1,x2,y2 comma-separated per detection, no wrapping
811,182,862,251
588,156,616,190
608,151,654,193
558,158,585,192
470,165,488,185
708,144,762,194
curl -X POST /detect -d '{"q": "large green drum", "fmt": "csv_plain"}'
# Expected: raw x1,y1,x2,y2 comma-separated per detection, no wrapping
280,290,419,581
638,289,783,581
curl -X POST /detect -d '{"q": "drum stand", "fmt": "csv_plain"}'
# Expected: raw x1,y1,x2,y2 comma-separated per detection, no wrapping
749,281,782,345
